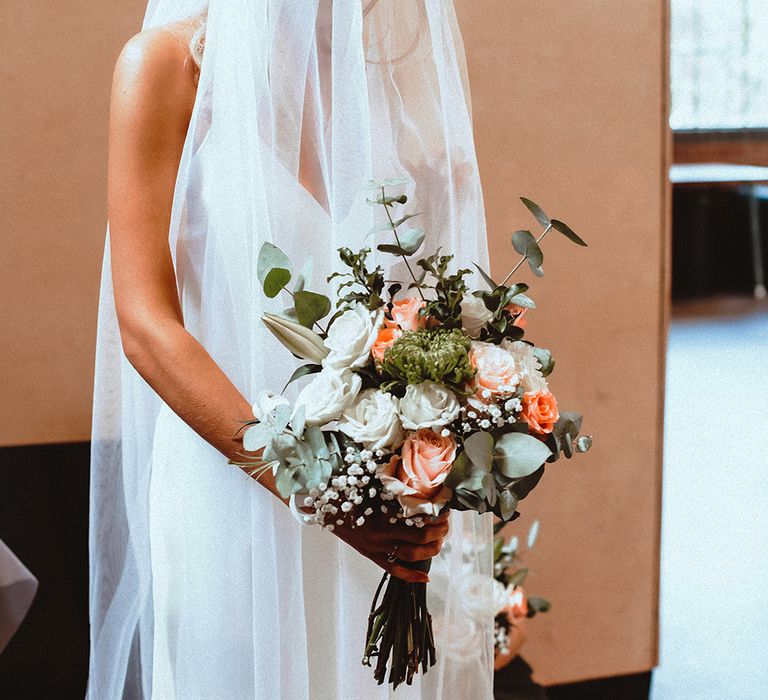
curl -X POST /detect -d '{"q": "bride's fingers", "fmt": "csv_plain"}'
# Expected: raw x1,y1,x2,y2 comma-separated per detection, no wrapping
372,554,429,583
389,520,449,545
395,539,444,562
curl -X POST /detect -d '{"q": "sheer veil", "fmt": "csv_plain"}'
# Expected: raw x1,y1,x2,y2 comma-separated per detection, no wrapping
89,1,494,697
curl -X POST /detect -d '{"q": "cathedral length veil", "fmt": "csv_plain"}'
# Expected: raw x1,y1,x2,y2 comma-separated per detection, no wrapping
89,0,494,697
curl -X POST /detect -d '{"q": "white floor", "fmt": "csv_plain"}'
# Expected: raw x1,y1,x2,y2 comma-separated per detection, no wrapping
651,307,768,699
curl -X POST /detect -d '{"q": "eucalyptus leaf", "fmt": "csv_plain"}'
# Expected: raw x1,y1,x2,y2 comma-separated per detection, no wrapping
398,228,425,254
494,432,552,478
294,290,331,328
512,230,536,256
525,241,543,268
576,435,593,453
532,347,554,377
257,242,292,284
394,213,422,227
498,489,519,521
531,264,545,278
483,471,497,507
506,292,536,309
263,267,291,298
463,431,494,472
551,219,588,247
520,197,550,227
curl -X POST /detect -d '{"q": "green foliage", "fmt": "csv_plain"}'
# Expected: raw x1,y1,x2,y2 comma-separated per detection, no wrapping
520,197,550,228
414,252,472,328
494,432,552,478
294,291,331,329
329,247,386,311
258,242,293,298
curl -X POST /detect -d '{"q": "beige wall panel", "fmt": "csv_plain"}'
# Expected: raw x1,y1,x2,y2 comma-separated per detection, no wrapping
0,1,146,445
455,0,669,685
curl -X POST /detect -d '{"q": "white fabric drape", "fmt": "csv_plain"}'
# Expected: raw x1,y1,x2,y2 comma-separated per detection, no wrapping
0,539,38,654
89,1,494,697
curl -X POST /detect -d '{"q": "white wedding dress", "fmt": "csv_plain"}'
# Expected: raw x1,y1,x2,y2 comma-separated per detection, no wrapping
89,1,495,698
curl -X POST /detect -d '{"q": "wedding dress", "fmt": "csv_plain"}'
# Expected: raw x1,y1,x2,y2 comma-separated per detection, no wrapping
89,1,494,698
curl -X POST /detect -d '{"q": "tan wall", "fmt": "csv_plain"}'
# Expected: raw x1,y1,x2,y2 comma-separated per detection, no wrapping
0,0,146,445
1,0,668,686
456,0,669,685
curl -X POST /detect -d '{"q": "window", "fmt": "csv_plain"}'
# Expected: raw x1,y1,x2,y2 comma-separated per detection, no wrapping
671,0,768,130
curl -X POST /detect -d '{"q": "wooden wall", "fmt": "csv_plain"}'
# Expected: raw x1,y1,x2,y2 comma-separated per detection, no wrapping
0,0,147,445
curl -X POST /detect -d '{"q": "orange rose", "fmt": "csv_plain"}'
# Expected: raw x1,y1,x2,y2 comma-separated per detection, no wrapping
521,391,558,434
388,296,427,331
469,341,520,402
377,429,456,517
506,586,528,621
370,326,402,364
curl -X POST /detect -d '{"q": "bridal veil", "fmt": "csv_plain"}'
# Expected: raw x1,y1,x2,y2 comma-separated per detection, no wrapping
89,1,494,697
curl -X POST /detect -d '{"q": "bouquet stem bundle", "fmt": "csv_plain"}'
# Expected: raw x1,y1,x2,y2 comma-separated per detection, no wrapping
364,560,435,688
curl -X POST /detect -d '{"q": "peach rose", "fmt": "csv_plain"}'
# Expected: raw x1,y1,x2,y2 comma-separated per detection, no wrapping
521,391,559,434
388,296,427,331
469,341,520,402
370,326,402,364
505,303,528,329
506,585,528,621
377,429,456,517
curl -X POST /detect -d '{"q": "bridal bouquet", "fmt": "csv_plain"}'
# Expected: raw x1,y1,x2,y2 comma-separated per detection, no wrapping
234,179,591,688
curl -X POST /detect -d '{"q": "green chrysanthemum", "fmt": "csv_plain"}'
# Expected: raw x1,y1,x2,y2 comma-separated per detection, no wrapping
380,328,475,389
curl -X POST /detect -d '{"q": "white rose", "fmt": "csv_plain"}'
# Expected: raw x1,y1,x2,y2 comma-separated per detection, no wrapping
337,389,404,451
399,381,460,430
323,303,384,370
501,339,548,394
460,293,493,338
458,572,503,620
293,367,361,427
251,390,290,424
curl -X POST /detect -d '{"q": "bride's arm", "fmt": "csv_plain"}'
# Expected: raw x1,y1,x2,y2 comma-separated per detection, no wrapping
108,30,273,488
108,30,447,583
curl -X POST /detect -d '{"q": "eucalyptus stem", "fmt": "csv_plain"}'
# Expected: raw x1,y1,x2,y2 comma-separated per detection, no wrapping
500,223,553,287
382,187,426,301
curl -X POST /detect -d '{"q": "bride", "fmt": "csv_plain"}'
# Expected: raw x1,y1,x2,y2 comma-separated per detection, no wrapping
89,1,494,697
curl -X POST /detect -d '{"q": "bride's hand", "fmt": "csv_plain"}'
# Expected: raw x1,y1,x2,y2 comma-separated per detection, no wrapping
331,511,450,584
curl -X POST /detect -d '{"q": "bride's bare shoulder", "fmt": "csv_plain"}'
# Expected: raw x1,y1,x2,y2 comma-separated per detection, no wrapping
111,22,199,132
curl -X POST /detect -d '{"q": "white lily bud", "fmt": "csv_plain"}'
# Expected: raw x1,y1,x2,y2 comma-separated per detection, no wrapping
261,313,329,364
